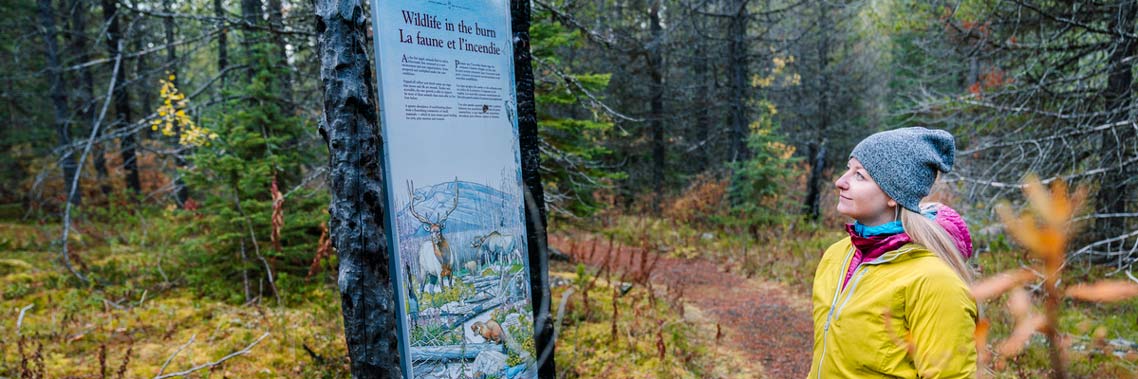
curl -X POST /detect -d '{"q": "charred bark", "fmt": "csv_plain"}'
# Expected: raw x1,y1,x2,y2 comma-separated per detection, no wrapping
1092,0,1138,251
101,0,141,194
314,0,401,377
511,0,555,376
39,0,79,205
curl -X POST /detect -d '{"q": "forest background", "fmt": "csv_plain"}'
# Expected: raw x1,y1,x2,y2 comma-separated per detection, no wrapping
1,0,1137,377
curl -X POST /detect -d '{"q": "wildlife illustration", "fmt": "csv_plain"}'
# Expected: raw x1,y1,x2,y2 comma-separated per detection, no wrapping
395,178,535,378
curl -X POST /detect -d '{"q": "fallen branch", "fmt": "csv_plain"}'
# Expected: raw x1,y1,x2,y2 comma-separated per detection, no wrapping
155,334,196,377
152,332,269,379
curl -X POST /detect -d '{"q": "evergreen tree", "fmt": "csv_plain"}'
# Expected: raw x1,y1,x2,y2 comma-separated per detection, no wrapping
531,12,622,218
182,43,327,303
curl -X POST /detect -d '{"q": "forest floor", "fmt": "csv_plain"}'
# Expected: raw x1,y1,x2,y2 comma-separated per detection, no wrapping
549,234,814,378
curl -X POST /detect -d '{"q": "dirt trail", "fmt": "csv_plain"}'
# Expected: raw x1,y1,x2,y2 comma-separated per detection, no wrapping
550,235,815,379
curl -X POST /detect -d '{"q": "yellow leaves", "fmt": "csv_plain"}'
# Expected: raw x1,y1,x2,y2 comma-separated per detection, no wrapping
750,55,799,89
751,74,775,88
1065,281,1138,303
151,71,217,147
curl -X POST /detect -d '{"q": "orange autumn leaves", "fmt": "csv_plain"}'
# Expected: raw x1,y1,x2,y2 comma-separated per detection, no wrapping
972,176,1138,375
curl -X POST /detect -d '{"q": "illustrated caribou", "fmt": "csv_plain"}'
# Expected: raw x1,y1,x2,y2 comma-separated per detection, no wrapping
408,179,459,294
471,231,520,269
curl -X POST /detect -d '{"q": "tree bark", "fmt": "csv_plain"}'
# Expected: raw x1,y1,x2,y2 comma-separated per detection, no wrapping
164,0,189,205
511,0,555,376
1093,0,1137,249
803,139,827,220
314,0,401,377
241,0,263,82
727,0,749,162
101,0,142,194
266,0,293,103
649,0,665,213
804,0,832,220
67,0,111,196
40,0,79,205
216,0,228,75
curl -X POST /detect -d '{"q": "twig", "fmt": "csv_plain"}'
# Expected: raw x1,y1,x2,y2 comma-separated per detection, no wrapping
156,334,196,377
152,332,269,379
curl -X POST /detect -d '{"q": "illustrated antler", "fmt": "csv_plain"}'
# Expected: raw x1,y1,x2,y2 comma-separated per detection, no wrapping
436,177,460,225
406,180,431,224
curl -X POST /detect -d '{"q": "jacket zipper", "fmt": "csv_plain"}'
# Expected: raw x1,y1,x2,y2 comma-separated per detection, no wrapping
815,246,916,378
816,247,856,379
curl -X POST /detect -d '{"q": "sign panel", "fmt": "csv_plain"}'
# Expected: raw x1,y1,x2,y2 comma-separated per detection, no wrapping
371,1,537,377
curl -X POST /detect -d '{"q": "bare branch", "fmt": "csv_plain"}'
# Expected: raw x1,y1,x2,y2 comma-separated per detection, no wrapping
156,334,196,377
152,332,269,379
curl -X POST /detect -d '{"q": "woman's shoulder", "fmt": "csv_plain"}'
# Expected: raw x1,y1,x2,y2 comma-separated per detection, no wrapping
894,252,971,294
825,236,853,252
818,237,854,265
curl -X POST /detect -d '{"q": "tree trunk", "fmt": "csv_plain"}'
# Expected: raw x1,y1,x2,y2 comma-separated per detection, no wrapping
241,0,263,82
693,14,712,171
164,0,189,205
314,0,401,377
805,0,832,222
1093,1,1137,249
727,0,749,162
511,0,555,376
67,0,111,196
216,0,228,75
101,0,141,194
649,0,665,212
39,0,79,205
803,139,827,220
266,0,293,103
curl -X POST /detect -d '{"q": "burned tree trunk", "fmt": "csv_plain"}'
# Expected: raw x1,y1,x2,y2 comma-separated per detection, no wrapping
39,0,79,205
101,0,142,194
163,0,189,205
648,0,666,213
511,0,555,377
1093,1,1137,249
803,139,827,220
67,0,111,196
314,0,401,377
726,0,750,162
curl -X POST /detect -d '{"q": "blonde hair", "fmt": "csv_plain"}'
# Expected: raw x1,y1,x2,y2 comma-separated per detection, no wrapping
901,205,975,283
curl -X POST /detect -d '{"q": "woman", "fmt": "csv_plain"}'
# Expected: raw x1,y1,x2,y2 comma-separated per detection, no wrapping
807,127,977,379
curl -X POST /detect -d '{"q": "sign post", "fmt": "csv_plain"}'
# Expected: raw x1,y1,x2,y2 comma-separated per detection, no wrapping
370,0,552,377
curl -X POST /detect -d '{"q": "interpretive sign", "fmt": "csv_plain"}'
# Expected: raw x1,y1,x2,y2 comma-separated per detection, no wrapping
370,1,538,377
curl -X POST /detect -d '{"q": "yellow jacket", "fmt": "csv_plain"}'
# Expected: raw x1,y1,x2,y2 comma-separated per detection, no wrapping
807,238,977,378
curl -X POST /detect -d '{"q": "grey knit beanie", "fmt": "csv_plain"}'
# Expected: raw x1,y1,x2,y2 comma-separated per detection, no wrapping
849,127,955,213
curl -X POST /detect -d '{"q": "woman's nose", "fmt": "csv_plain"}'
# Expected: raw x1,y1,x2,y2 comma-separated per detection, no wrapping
835,175,849,190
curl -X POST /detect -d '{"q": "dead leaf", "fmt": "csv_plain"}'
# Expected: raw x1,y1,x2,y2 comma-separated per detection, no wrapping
1065,280,1138,303
971,269,1034,302
996,314,1045,357
1006,287,1031,320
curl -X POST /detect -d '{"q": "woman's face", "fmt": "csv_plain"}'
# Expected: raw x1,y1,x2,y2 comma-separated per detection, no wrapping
835,157,897,226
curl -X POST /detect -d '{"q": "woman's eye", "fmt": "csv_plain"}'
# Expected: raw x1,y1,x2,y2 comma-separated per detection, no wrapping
855,173,865,180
